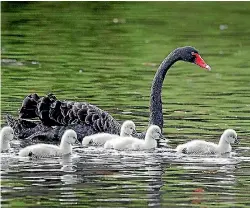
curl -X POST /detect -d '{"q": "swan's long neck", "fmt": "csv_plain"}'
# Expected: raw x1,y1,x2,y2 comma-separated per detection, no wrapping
120,129,129,137
144,132,157,148
149,49,181,130
120,131,127,137
218,135,231,153
120,126,130,137
0,138,10,151
60,137,72,155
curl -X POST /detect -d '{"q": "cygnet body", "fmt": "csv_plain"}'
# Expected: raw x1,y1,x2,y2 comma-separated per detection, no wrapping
82,120,135,146
175,129,239,155
0,126,14,152
19,129,78,158
104,125,162,150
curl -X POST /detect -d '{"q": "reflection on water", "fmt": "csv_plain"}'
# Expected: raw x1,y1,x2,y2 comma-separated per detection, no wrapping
1,144,249,207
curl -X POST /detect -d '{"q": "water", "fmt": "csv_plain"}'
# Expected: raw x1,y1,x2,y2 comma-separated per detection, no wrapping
1,2,250,207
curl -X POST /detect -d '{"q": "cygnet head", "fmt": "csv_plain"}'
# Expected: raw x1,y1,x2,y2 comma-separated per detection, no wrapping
63,129,78,145
1,126,14,142
121,120,136,136
146,125,162,140
222,129,239,144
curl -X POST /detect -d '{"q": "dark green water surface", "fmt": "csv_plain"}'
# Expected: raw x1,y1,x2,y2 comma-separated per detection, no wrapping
1,2,250,207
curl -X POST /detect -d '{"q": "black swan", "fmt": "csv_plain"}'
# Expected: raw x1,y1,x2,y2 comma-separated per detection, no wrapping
6,46,210,143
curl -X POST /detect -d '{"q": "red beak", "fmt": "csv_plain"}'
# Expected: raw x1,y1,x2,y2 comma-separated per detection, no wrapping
192,52,211,71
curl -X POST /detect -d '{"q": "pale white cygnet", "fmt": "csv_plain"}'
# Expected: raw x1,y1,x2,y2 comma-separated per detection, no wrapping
104,125,162,151
0,126,14,152
19,129,78,158
175,129,239,155
82,120,135,146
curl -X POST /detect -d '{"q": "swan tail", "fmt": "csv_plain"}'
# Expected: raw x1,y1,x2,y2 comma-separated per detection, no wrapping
181,147,188,154
6,114,59,141
6,114,38,138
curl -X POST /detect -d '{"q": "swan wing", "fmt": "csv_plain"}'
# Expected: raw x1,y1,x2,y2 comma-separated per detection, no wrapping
104,137,136,150
10,94,122,141
19,94,120,132
131,139,145,150
176,140,218,154
82,133,119,146
187,140,217,154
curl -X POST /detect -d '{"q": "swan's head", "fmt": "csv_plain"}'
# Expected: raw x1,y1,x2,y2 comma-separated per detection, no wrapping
222,129,239,144
147,125,162,140
178,46,211,71
63,129,79,145
121,120,136,136
0,126,14,142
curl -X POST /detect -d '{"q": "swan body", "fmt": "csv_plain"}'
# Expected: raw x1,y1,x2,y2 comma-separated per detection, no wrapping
7,94,121,142
0,126,14,152
175,129,238,155
19,129,78,158
82,120,135,146
104,125,162,150
7,46,210,145
82,133,119,147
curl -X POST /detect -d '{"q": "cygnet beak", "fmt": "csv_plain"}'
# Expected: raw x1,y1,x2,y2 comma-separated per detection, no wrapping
155,133,164,140
132,129,137,135
159,133,169,142
234,137,240,145
74,137,81,145
9,134,14,140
